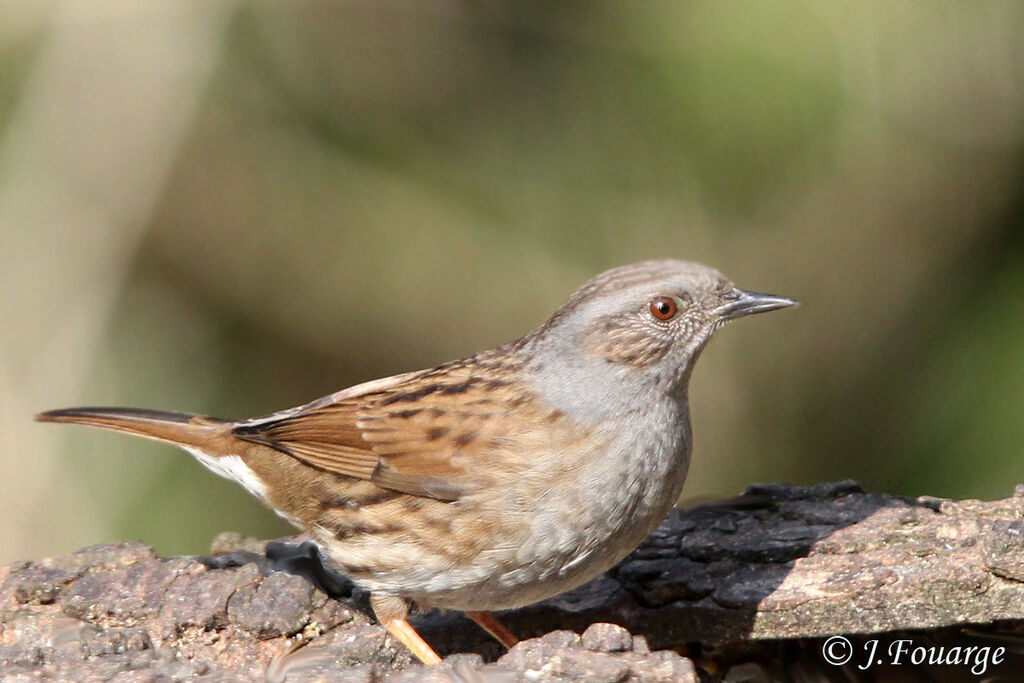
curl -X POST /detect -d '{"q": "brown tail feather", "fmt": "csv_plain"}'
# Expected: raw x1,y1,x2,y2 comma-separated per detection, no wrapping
35,407,234,450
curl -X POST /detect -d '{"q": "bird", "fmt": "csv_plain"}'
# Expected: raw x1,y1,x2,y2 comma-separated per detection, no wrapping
36,259,796,664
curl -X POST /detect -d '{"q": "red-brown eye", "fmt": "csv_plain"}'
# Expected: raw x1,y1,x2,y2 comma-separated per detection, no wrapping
649,296,677,321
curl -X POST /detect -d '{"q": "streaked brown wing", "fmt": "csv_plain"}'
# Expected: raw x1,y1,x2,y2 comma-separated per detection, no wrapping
232,354,529,501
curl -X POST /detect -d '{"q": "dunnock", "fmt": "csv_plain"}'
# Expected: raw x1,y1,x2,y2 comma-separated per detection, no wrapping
37,259,795,663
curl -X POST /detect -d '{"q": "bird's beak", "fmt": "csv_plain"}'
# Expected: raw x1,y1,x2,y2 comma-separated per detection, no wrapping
717,288,798,320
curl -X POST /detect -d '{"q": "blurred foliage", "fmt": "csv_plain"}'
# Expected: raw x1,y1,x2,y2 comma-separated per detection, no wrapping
2,1,1023,563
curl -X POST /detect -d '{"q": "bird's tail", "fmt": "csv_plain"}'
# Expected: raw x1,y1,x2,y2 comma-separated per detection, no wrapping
35,407,233,450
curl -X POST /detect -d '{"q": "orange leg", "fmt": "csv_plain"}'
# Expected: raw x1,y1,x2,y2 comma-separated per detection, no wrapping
465,610,519,649
370,594,442,665
382,617,442,665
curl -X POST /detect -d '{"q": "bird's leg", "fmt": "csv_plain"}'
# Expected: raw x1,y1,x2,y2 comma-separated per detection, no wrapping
465,611,519,649
370,593,442,665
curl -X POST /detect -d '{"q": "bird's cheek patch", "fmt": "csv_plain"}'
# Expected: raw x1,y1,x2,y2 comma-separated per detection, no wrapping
583,316,672,366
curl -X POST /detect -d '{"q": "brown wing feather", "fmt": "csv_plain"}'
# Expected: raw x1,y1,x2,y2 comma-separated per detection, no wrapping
232,352,531,501
233,401,381,480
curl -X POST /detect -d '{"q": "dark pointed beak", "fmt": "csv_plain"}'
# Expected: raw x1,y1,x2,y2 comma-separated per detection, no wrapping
717,288,798,320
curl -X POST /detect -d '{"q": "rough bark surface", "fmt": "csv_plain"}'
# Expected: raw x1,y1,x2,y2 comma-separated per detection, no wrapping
3,481,1024,681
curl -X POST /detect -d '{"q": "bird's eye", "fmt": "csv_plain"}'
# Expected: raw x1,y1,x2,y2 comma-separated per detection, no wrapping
649,296,678,321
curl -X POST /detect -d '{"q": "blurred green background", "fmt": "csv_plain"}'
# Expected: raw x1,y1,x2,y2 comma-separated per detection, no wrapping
2,1,1023,565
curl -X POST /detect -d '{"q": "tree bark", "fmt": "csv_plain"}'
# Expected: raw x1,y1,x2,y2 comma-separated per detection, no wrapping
4,481,1024,681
